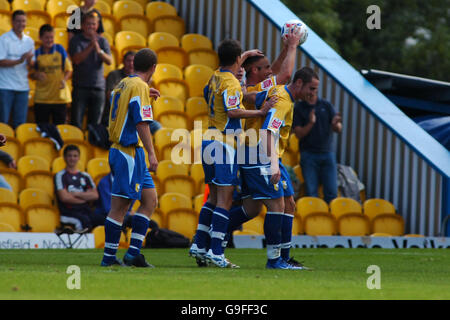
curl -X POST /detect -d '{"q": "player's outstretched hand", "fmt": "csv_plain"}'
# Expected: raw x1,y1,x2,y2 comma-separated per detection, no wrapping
149,88,160,100
284,30,302,47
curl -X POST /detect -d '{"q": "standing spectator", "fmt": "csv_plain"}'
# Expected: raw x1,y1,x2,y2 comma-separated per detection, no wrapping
31,24,73,125
292,67,343,203
0,10,34,128
67,0,104,41
69,12,112,129
55,144,102,232
103,51,136,126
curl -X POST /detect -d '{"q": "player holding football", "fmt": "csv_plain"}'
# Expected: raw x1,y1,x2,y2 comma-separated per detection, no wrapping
189,39,274,268
101,49,160,267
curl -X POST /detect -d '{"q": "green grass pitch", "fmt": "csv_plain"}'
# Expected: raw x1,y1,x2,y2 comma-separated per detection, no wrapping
0,248,449,300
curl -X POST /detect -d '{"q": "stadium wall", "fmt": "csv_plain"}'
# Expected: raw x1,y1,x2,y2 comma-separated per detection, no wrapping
164,0,450,236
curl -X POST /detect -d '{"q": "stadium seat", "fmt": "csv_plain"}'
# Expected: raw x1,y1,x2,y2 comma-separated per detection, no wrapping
16,123,59,164
112,0,144,20
115,30,146,60
18,155,54,197
363,198,396,221
153,127,175,160
156,160,196,198
22,10,52,32
152,15,185,39
92,225,128,249
185,97,208,120
281,149,298,168
100,14,117,38
54,27,69,49
190,163,205,195
57,124,84,141
0,188,18,204
187,48,219,70
25,204,60,232
46,0,76,19
296,196,336,236
292,215,303,235
87,158,110,186
19,188,53,210
94,0,111,14
159,192,192,214
148,32,179,52
102,31,114,46
24,27,40,44
337,213,370,236
0,137,21,163
0,222,16,232
152,95,185,119
181,33,213,53
184,64,214,98
152,63,183,86
103,50,116,77
371,214,405,236
155,46,188,70
12,0,43,11
0,10,11,32
241,215,264,234
193,193,204,215
166,208,197,239
288,134,299,154
329,197,363,219
0,169,22,196
0,0,10,11
52,156,84,173
0,203,24,232
18,155,50,176
119,14,151,38
156,78,189,104
145,1,177,24
0,122,14,138
154,109,189,131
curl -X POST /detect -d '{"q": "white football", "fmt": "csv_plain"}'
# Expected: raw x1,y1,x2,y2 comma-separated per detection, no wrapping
281,19,308,45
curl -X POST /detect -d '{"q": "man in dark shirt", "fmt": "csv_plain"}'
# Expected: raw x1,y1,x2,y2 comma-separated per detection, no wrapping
292,67,342,203
69,11,112,129
55,144,102,231
67,0,104,40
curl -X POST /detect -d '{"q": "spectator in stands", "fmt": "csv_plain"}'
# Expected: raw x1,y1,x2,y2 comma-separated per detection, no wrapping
31,24,73,125
69,11,112,129
67,0,104,41
0,138,16,190
103,50,162,134
292,67,342,203
0,10,34,128
55,144,103,232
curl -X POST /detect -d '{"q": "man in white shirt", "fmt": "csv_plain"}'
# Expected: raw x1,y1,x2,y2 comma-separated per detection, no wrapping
0,10,34,128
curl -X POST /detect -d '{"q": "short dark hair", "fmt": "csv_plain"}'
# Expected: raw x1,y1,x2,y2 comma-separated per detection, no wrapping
81,11,99,25
242,55,265,73
63,144,80,157
292,67,319,84
218,39,242,67
12,10,26,21
133,48,157,72
123,50,136,62
39,24,54,37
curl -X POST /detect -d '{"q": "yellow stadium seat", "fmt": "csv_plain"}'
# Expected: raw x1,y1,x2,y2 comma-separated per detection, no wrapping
112,0,144,20
89,145,109,160
23,10,52,30
152,63,183,86
12,0,43,11
155,46,188,70
18,155,54,197
0,203,24,232
242,215,264,234
0,11,11,32
46,0,76,18
159,192,192,214
24,26,39,43
102,31,113,46
145,1,177,24
363,198,396,221
92,225,128,248
296,196,328,218
150,208,165,228
119,14,151,38
330,197,362,219
19,188,53,210
337,213,370,236
54,27,69,49
157,78,189,103
0,188,18,204
156,111,189,130
148,31,179,52
156,160,195,198
293,165,304,183
292,215,303,235
17,155,50,176
288,134,299,153
25,204,60,232
190,163,205,195
152,15,185,39
153,127,175,160
0,0,10,11
188,48,219,70
371,214,405,236
193,193,204,215
100,14,117,37
152,94,185,119
181,33,213,53
281,149,298,168
103,51,116,77
0,122,14,138
185,97,208,120
16,123,59,164
52,156,85,174
0,222,16,232
87,158,110,186
115,30,146,60
184,64,214,98
296,196,336,235
0,169,21,196
57,124,84,141
94,0,111,14
166,208,197,239
1,137,21,162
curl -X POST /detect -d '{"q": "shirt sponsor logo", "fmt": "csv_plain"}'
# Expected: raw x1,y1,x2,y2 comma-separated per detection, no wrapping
261,78,274,90
270,118,283,130
227,95,238,107
142,105,153,119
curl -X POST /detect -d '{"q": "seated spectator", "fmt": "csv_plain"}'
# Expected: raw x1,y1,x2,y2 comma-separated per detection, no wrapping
68,0,104,41
31,24,73,125
69,12,112,129
0,138,17,190
0,10,35,128
54,144,102,231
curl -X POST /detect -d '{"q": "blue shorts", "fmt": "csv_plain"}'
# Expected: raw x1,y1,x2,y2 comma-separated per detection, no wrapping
202,140,239,186
109,147,155,200
241,160,293,200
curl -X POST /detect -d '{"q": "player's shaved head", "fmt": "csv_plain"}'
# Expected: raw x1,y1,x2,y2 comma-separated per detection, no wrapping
292,66,319,84
218,39,242,67
134,48,157,72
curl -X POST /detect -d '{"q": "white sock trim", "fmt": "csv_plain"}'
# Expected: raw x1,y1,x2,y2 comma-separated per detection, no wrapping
133,212,150,221
197,224,210,232
266,211,285,216
106,217,123,227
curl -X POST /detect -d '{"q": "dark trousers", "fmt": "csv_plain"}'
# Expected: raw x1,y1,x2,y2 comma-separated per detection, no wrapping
34,103,67,125
71,87,105,129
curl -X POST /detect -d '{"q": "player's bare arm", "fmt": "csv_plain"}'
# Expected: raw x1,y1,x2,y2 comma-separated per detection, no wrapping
136,121,158,172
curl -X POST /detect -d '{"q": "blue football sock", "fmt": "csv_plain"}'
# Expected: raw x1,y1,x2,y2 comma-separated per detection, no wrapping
210,207,230,255
102,217,123,265
193,202,215,249
264,212,283,262
227,206,250,233
126,213,150,258
281,214,294,260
